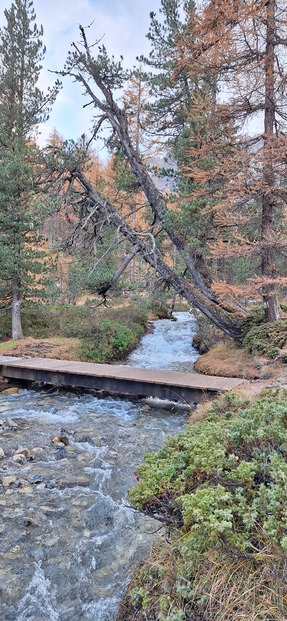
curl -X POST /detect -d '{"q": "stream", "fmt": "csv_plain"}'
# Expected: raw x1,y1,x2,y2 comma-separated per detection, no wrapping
0,311,198,621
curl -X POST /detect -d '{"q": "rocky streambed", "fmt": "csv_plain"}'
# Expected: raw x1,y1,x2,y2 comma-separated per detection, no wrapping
0,390,188,620
0,312,197,620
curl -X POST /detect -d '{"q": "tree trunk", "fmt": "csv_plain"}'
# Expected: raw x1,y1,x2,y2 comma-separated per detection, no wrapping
12,279,24,340
261,0,281,322
76,171,244,343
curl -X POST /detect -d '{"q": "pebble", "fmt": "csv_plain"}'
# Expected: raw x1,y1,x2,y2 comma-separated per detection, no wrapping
2,475,17,487
58,477,90,489
7,418,18,429
83,529,91,538
18,486,33,495
12,454,27,465
55,448,68,460
15,447,30,457
74,432,92,443
41,505,60,515
139,405,151,413
0,447,4,459
36,483,46,491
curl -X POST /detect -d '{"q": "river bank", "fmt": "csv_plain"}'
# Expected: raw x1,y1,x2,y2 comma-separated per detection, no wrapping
0,311,197,621
0,302,186,366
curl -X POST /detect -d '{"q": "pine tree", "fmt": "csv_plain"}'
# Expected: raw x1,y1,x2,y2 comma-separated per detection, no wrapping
0,0,59,339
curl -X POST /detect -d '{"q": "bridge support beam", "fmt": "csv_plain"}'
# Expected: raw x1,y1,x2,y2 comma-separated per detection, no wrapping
0,356,244,404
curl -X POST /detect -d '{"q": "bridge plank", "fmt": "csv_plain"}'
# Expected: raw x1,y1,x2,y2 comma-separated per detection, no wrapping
0,356,243,397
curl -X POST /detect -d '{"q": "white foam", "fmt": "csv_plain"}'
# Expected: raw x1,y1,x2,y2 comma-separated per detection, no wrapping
82,595,119,621
16,562,60,621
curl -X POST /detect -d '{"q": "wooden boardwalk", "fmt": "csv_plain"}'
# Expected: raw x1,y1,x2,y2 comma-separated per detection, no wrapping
0,356,244,403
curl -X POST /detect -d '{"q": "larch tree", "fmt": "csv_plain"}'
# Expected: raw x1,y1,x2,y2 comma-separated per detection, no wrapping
51,1,246,342
0,0,59,339
177,0,287,322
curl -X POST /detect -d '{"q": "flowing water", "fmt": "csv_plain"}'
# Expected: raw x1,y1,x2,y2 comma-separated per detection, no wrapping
127,311,198,372
0,311,198,621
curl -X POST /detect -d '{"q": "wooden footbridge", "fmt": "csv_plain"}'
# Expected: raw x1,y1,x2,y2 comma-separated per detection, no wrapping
0,356,243,404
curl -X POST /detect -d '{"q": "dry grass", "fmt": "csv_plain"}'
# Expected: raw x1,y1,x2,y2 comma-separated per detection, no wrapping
0,337,80,360
190,551,287,621
194,342,270,379
187,389,254,425
119,540,287,621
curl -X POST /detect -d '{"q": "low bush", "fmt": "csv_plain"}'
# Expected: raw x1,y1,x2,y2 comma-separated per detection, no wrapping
242,303,287,358
122,391,287,620
0,312,13,340
0,304,148,363
243,319,287,358
79,318,139,363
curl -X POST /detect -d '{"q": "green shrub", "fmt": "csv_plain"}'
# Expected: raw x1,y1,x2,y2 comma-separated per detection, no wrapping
242,303,266,332
0,304,147,350
0,312,12,340
242,303,287,358
243,319,287,358
125,392,287,619
79,318,137,363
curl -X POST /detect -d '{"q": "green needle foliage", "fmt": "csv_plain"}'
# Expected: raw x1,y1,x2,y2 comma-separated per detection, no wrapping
0,0,59,339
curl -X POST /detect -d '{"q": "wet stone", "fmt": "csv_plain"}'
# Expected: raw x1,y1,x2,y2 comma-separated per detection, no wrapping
30,473,44,484
18,486,33,495
59,430,70,445
15,447,30,457
2,476,16,487
6,418,18,428
58,477,90,489
36,483,46,491
1,387,19,396
55,447,68,460
22,516,36,527
12,454,26,465
31,446,44,454
45,479,56,489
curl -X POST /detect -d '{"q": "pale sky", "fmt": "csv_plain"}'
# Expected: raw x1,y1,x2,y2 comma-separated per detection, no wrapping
0,0,162,149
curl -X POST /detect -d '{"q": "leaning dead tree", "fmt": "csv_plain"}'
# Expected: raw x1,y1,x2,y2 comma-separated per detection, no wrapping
52,26,250,342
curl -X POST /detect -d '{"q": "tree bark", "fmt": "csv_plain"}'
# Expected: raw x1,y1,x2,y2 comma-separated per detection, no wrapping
65,34,221,307
76,171,244,342
12,279,24,340
261,0,281,322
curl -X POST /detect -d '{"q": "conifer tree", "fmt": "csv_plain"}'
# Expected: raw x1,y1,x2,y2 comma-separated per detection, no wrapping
0,0,59,339
177,0,287,321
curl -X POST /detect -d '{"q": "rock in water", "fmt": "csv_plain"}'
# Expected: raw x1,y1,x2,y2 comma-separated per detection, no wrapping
2,387,19,395
58,477,90,489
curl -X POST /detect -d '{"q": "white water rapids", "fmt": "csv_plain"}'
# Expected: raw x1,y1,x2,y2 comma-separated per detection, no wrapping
0,311,198,621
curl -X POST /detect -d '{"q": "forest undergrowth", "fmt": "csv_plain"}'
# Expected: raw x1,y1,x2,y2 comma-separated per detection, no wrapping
119,390,287,621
